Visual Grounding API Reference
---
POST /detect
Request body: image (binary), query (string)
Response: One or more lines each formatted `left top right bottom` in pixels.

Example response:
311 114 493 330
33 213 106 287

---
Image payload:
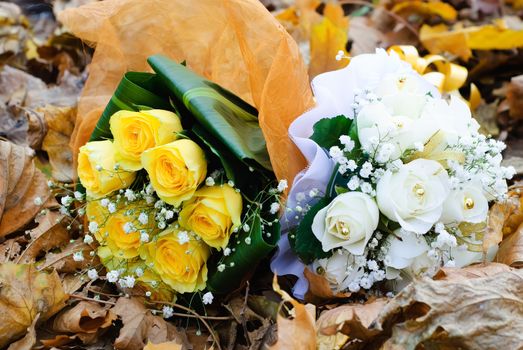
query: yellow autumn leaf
309 2 349 78
392 0 457 21
420 19 523 61
0 263 68 348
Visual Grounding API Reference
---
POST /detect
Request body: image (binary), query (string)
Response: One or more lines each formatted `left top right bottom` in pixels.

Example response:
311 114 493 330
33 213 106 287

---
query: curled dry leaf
0 140 52 237
374 266 523 350
316 298 388 350
303 268 351 303
496 223 523 267
0 263 68 348
41 105 76 182
483 187 521 251
269 276 316 350
52 301 116 344
391 0 457 21
112 297 188 350
16 210 70 263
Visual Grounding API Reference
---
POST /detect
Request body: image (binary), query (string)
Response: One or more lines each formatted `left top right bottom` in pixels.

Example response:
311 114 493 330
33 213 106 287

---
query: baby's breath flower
162 306 174 319
277 179 288 192
87 269 98 280
83 234 94 244
106 270 119 283
72 251 84 262
202 291 214 305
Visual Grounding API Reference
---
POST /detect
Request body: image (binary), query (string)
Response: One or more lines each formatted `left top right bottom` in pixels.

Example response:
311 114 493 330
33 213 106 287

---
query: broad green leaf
147 55 273 172
310 115 352 149
292 197 332 264
206 209 280 293
90 72 171 141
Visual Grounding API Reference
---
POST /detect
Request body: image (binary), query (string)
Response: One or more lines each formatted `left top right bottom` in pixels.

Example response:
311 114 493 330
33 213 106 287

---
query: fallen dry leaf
496 223 523 267
143 341 183 350
39 239 95 273
434 262 513 281
391 0 457 21
0 140 52 237
113 298 188 350
0 66 80 148
316 298 387 350
41 105 76 182
347 16 386 56
374 266 523 350
52 301 116 344
6 314 39 350
0 263 68 348
0 237 23 263
303 268 351 303
269 276 316 350
507 74 523 120
308 2 349 78
16 210 70 263
483 193 520 251
420 18 523 61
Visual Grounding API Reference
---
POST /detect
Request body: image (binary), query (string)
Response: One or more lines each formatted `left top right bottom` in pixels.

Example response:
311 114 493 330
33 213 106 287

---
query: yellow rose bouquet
75 56 283 303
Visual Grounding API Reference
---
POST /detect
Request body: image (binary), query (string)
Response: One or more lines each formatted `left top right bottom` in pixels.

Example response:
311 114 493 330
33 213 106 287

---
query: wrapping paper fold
58 0 314 183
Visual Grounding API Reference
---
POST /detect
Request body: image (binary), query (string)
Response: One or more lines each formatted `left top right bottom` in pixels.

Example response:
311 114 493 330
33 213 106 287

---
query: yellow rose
140 227 210 293
110 109 183 171
96 248 175 301
141 139 207 207
179 185 242 249
78 140 136 198
87 201 154 259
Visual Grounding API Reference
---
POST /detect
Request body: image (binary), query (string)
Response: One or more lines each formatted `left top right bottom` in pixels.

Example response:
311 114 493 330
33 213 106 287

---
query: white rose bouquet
272 50 515 297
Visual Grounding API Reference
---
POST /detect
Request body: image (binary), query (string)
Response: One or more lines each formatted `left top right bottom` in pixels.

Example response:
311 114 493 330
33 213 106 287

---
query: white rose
377 159 450 234
312 250 365 292
383 229 434 280
312 192 379 255
441 182 488 224
357 93 438 158
421 96 480 147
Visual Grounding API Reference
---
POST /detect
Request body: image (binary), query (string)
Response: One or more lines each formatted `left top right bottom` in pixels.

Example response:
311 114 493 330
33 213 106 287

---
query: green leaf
206 209 280 294
90 72 171 141
147 55 273 172
310 115 352 149
292 197 332 264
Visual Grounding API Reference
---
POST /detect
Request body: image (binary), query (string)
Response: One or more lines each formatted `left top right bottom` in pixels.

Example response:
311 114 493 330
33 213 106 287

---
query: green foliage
310 115 352 149
291 196 332 264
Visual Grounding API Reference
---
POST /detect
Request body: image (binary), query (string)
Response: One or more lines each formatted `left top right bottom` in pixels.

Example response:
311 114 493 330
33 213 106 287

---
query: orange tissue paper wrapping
58 0 314 184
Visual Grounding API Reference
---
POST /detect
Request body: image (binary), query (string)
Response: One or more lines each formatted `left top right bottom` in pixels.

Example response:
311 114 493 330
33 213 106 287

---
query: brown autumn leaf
316 298 388 350
483 193 520 251
6 314 39 350
0 66 81 148
507 74 523 120
0 3 29 66
347 16 386 56
269 276 316 350
143 341 183 350
496 222 523 267
433 262 513 281
52 301 116 344
41 105 76 182
0 237 24 263
303 268 351 303
39 239 95 273
0 140 52 237
374 266 523 350
112 297 188 350
0 263 68 348
16 210 70 263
